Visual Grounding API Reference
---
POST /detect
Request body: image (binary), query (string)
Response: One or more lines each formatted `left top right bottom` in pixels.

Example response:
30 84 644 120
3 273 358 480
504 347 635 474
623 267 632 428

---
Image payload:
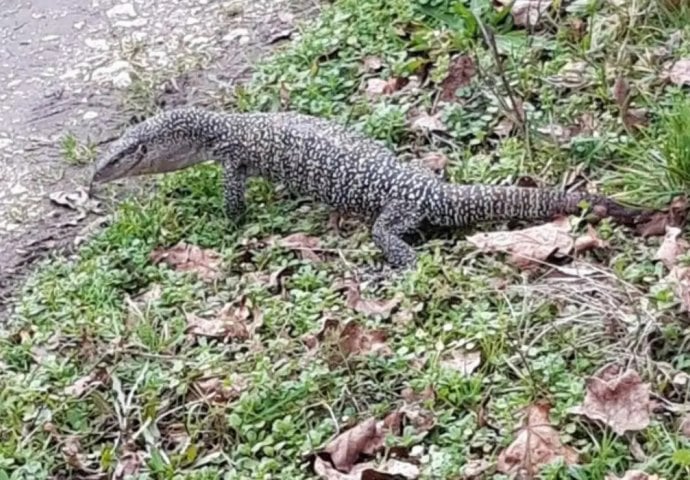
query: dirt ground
0 0 318 317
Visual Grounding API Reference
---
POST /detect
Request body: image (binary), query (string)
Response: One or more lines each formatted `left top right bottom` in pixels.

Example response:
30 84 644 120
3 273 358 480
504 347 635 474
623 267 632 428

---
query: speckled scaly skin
92 107 651 268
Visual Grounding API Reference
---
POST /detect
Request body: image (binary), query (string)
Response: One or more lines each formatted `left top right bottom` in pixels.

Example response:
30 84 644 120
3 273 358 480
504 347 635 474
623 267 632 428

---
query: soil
0 0 319 318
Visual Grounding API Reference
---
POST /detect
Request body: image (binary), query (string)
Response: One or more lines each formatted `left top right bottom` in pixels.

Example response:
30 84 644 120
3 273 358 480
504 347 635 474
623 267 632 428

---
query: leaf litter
150 242 223 281
569 364 651 435
185 296 263 342
497 400 579 476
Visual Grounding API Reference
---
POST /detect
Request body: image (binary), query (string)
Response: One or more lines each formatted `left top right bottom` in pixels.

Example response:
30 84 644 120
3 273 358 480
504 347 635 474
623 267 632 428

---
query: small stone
0 138 12 149
85 38 108 50
73 21 86 30
83 111 99 120
106 3 137 19
114 18 148 28
223 28 249 44
92 60 131 84
41 35 60 42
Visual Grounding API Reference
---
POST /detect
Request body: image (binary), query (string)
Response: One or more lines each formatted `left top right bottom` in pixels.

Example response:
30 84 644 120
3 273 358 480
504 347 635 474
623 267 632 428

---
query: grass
2 0 690 478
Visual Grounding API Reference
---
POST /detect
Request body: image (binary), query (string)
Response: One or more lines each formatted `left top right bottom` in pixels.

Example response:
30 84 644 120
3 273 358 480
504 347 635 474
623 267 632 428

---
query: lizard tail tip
591 196 655 227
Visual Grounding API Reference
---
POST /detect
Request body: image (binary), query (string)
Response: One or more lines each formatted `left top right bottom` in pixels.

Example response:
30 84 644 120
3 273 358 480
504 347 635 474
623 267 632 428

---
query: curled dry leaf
668 58 690 86
49 188 102 214
569 365 651 435
680 414 690 438
612 74 630 109
62 436 86 470
655 226 688 270
497 400 579 476
365 77 403 99
150 242 222 282
322 418 380 472
440 350 481 376
313 457 419 480
574 224 608 253
340 280 401 318
276 232 323 262
466 217 574 268
113 446 144 479
65 368 109 397
496 0 552 27
338 320 393 358
637 196 688 237
439 54 475 101
623 108 649 131
462 459 494 479
410 112 446 133
185 297 262 341
192 374 248 405
605 470 663 480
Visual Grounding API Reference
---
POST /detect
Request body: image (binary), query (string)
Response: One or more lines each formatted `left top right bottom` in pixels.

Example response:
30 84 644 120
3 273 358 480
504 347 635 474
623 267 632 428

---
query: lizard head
90 109 213 186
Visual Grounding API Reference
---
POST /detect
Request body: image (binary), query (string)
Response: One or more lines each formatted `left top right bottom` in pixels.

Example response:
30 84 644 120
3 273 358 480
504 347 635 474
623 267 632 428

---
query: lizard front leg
371 200 422 269
221 160 248 225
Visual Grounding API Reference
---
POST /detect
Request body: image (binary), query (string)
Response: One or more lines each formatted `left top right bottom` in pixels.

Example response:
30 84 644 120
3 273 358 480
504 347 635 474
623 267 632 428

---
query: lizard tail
433 184 653 227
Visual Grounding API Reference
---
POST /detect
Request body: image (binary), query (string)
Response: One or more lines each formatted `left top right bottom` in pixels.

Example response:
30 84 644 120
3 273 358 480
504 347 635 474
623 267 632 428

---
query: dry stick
473 14 534 166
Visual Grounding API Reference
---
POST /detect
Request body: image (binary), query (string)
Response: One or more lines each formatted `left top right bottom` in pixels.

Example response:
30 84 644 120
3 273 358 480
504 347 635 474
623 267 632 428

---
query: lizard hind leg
371 200 423 269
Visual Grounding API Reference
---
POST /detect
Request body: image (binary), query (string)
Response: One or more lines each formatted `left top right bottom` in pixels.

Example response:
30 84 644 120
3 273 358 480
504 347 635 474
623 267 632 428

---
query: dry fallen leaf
680 414 690 438
113 446 144 479
605 470 662 480
150 242 222 282
537 123 578 145
313 457 419 480
496 0 552 27
417 151 449 174
49 188 102 214
185 297 261 341
637 196 688 237
612 74 630 109
497 400 579 476
62 436 87 471
440 350 481 376
570 365 651 435
668 58 690 86
439 54 475 101
466 217 574 268
365 77 402 99
338 320 393 358
64 368 109 397
277 232 323 262
192 374 248 405
662 265 690 312
363 55 383 72
574 224 608 253
623 107 649 131
341 280 401 318
410 112 446 133
655 226 688 270
322 418 379 472
462 459 494 479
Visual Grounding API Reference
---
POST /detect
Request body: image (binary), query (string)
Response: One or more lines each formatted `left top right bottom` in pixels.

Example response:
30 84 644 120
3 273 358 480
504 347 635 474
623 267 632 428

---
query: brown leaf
637 196 688 237
323 418 378 471
339 320 393 358
417 152 449 174
623 108 649 131
150 242 222 282
62 436 86 470
440 350 481 376
668 58 690 86
439 55 475 101
410 112 446 133
497 400 579 476
466 217 574 268
365 78 402 99
64 368 109 397
342 280 401 318
574 224 608 253
605 470 663 480
612 75 630 109
193 374 248 405
277 233 323 262
655 226 688 269
113 446 144 479
570 365 651 435
185 297 261 341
